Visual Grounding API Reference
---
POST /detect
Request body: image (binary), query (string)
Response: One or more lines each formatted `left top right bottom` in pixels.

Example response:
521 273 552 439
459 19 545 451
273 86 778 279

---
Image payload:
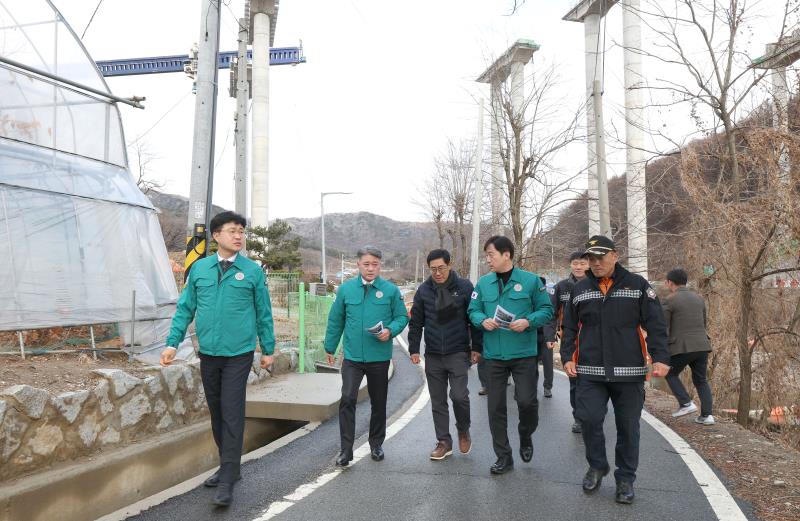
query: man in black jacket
561 236 670 505
409 249 483 460
544 252 588 433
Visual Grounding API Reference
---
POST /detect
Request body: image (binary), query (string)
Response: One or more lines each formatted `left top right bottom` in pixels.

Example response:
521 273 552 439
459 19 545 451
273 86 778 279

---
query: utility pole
469 99 484 284
415 250 420 285
592 80 611 238
233 15 249 220
184 0 222 280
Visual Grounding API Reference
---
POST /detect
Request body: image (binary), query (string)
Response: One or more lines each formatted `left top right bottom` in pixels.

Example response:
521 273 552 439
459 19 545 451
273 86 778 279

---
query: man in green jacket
324 246 409 467
468 235 553 475
161 211 275 507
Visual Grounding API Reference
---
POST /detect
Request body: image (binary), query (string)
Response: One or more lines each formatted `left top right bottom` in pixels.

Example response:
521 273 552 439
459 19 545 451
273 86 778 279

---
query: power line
126 91 192 147
81 0 105 40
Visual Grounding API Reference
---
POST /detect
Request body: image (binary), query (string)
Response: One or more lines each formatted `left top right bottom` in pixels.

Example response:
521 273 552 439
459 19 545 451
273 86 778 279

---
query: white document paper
493 306 515 329
366 321 385 336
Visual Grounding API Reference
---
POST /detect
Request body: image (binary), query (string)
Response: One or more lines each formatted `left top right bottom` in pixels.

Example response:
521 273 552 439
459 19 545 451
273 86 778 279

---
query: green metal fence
293 283 340 373
267 272 300 317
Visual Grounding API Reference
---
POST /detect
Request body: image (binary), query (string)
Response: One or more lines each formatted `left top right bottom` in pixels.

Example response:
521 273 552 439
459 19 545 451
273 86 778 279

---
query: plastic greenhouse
0 0 182 356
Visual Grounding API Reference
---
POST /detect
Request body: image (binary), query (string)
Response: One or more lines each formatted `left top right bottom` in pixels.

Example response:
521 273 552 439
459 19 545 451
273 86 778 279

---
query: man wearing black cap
543 251 589 433
560 235 670 505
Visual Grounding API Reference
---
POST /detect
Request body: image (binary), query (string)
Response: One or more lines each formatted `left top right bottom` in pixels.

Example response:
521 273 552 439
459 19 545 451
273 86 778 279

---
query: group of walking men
160 210 715 509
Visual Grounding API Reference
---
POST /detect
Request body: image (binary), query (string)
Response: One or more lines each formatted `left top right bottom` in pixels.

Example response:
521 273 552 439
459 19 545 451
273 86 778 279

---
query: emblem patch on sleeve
471 291 478 300
646 287 657 300
548 287 555 295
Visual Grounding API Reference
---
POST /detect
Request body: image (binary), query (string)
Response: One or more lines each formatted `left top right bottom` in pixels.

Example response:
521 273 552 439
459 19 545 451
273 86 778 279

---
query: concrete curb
0 417 301 521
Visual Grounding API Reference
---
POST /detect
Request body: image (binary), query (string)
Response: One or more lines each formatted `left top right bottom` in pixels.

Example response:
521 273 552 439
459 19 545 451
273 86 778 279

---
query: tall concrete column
250 0 277 228
584 13 602 237
623 0 648 276
509 61 525 123
491 83 503 235
477 40 540 237
771 66 789 129
772 66 790 184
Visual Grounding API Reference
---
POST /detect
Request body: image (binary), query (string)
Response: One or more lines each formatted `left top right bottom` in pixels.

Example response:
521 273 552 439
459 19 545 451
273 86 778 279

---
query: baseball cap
582 235 616 257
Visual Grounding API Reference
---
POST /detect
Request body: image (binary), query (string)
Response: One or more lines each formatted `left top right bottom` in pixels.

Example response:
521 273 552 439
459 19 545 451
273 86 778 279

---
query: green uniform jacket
468 267 554 360
324 276 409 362
166 254 275 357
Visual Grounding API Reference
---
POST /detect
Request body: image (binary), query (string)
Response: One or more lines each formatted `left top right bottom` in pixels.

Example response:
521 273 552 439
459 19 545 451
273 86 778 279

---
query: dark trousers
666 351 713 417
576 378 644 483
536 346 553 390
569 377 578 419
477 357 488 388
339 358 391 453
425 351 470 444
199 351 253 483
486 356 539 459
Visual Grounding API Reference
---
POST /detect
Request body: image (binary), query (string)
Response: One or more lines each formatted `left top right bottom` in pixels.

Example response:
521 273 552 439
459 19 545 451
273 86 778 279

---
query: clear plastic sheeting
0 184 178 330
0 0 126 165
0 0 178 333
0 139 151 208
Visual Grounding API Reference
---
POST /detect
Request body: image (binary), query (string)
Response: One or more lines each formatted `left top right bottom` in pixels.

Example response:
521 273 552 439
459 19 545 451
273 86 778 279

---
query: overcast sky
54 0 791 222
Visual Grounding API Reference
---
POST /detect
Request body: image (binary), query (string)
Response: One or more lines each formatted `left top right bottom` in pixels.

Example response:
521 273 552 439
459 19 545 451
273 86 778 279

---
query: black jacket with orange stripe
559 263 670 382
543 273 581 343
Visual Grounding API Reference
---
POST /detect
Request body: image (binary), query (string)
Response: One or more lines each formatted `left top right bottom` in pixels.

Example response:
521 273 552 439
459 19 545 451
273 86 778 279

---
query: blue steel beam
95 46 305 77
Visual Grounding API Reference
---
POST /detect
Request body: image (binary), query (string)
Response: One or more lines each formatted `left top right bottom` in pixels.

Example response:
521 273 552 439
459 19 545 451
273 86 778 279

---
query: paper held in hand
493 306 515 329
367 321 385 336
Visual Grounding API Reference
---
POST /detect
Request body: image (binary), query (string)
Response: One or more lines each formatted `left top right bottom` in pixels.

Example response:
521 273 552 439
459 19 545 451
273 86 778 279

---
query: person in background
408 249 483 460
536 276 553 399
662 268 714 425
544 252 589 433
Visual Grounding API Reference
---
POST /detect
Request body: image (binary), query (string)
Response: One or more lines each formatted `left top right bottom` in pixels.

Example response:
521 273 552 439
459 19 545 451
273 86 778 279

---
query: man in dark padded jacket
409 249 483 461
561 236 670 505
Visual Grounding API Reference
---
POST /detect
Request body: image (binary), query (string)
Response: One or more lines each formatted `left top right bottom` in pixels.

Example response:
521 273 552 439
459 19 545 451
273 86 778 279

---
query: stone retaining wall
0 352 295 482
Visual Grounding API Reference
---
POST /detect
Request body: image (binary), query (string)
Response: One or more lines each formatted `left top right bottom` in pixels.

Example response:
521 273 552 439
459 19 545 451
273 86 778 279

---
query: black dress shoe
544 388 552 398
582 466 610 493
335 450 353 466
571 421 582 434
370 447 384 461
490 457 514 475
212 483 233 507
520 437 534 463
204 471 241 487
615 481 635 504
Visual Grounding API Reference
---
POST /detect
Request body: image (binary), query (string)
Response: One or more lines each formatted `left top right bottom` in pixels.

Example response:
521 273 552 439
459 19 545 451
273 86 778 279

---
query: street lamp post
320 191 352 285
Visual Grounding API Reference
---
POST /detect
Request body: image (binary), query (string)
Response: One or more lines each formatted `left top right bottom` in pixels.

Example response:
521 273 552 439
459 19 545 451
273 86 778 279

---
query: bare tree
436 139 475 275
129 140 164 195
623 0 800 426
416 175 448 249
489 62 585 269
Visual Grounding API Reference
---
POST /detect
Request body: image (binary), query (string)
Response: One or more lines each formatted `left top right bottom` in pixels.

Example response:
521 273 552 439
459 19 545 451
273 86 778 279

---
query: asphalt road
126 344 748 521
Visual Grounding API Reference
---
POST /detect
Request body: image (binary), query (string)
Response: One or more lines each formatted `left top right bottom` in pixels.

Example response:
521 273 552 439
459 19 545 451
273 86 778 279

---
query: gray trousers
425 351 471 444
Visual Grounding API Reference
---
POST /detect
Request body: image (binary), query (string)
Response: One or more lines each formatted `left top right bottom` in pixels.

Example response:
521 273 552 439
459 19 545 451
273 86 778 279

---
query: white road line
251 337 428 521
640 411 747 521
554 369 747 521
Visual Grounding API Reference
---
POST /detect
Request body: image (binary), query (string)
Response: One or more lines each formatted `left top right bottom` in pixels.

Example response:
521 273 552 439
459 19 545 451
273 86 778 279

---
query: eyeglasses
219 228 245 236
429 266 449 273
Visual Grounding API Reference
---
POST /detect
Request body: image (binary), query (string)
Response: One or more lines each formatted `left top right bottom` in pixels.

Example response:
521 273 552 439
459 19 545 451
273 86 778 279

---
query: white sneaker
672 401 698 417
694 415 715 425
